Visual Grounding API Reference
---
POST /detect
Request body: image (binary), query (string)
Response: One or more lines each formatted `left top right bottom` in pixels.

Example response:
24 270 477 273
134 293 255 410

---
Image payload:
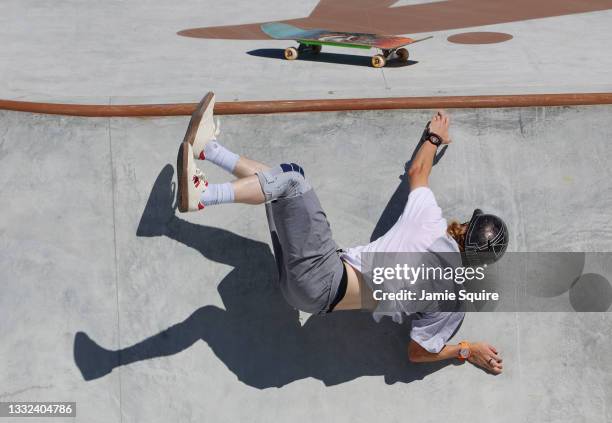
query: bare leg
229 156 270 204
231 175 265 204
232 156 270 179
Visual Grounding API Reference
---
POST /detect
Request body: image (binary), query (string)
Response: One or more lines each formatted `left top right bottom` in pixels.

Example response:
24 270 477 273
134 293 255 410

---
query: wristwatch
458 341 471 360
427 132 443 147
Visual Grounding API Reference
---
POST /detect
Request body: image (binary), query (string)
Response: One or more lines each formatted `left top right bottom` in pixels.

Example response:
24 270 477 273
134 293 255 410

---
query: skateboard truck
373 36 433 67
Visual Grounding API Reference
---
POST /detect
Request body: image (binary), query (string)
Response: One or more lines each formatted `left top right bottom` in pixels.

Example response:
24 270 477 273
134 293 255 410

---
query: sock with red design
199 182 235 208
202 141 239 174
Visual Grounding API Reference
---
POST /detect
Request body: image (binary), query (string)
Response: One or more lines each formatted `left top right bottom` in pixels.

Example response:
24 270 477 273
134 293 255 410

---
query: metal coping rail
1 93 612 117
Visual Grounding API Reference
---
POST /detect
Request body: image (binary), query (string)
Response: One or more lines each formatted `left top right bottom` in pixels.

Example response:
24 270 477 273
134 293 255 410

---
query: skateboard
260 23 432 68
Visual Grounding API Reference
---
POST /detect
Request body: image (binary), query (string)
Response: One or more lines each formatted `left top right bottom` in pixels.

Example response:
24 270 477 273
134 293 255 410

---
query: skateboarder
177 92 508 374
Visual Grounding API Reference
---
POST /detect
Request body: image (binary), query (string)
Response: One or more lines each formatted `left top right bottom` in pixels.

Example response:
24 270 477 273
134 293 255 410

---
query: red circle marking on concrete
447 32 514 44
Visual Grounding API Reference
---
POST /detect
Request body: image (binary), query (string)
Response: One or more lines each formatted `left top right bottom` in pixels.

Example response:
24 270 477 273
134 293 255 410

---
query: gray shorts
257 165 344 314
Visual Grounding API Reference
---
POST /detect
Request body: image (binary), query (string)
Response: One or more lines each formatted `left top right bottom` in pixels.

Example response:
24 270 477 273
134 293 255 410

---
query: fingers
487 344 503 364
487 365 502 374
436 109 449 122
468 343 504 375
431 110 450 127
438 110 447 125
485 356 503 374
487 355 503 366
490 364 503 375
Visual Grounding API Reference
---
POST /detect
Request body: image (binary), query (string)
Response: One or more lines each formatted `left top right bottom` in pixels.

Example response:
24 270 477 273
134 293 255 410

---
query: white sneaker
177 141 208 212
183 92 220 160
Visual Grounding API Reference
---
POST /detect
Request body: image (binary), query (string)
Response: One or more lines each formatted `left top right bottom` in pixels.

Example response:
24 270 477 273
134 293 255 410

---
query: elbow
408 343 425 363
407 164 428 188
408 353 421 363
407 163 421 179
409 352 424 363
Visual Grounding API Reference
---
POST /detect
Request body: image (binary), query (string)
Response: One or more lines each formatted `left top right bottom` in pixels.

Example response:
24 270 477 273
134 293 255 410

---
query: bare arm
408 339 460 362
408 111 451 190
408 340 504 375
406 113 504 374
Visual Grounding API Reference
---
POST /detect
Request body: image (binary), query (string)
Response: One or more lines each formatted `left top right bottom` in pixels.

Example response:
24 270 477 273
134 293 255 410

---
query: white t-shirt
340 187 465 353
341 187 451 271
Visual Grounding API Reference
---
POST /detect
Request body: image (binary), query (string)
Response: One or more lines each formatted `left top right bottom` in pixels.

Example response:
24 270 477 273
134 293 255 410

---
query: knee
280 163 308 193
280 163 306 179
257 162 310 201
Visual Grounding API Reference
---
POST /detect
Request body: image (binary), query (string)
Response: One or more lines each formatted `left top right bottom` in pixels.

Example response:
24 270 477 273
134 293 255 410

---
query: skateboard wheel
284 47 298 60
397 48 409 63
371 54 386 68
312 45 322 54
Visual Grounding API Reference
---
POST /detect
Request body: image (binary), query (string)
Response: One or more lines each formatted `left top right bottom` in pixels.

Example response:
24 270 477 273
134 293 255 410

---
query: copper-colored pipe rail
1 93 612 117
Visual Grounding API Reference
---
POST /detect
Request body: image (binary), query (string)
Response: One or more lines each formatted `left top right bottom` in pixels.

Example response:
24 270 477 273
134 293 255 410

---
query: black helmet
463 209 509 266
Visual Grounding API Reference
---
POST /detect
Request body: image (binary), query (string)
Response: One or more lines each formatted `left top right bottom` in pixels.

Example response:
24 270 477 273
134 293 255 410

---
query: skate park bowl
1 97 612 423
3 0 612 419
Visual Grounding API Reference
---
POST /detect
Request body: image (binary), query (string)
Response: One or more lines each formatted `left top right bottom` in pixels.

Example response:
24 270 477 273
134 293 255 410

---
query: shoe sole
182 92 214 155
177 142 189 213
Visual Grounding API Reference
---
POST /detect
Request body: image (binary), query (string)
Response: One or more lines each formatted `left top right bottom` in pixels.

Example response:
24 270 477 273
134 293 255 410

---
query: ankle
200 182 235 207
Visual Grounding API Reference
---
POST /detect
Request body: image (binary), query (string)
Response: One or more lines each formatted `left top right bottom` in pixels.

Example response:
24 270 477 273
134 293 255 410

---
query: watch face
460 347 470 358
429 135 441 146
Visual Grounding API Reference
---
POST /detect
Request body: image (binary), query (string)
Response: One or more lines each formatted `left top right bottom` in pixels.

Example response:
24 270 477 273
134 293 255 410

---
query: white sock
200 182 235 207
203 141 239 174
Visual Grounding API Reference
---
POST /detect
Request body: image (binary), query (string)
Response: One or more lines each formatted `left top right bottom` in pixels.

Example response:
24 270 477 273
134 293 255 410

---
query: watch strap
427 132 443 146
458 341 471 360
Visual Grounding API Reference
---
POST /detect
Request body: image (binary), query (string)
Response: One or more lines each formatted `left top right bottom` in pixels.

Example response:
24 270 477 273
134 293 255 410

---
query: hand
429 110 451 144
467 342 503 374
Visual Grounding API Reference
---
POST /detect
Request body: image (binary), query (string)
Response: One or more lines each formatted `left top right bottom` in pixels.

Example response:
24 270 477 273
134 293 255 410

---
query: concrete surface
1 106 611 422
1 0 612 103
